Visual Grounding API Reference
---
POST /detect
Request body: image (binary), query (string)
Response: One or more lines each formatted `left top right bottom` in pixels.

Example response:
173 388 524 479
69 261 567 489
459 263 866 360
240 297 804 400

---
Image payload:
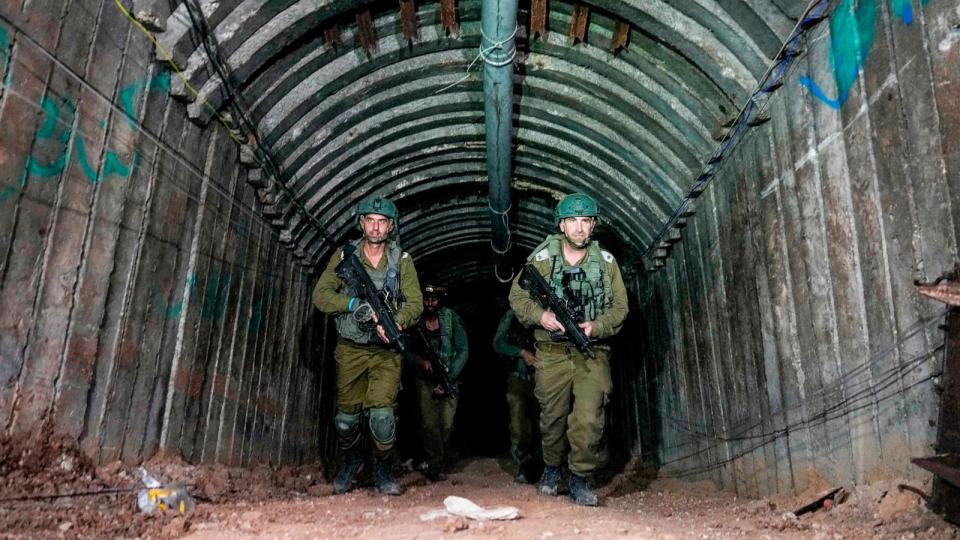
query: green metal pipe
481 0 518 281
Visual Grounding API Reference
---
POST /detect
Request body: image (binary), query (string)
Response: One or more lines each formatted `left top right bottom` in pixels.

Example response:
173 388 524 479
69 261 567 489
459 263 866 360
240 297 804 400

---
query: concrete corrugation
1 0 958 499
644 1 959 495
0 3 320 465
154 0 783 266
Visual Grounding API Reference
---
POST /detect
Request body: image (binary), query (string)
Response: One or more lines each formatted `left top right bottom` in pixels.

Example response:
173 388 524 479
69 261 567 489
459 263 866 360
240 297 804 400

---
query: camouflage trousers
534 342 611 477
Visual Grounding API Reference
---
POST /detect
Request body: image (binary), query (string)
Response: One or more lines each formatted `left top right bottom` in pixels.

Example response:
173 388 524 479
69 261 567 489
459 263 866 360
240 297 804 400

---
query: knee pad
368 407 396 446
334 409 362 448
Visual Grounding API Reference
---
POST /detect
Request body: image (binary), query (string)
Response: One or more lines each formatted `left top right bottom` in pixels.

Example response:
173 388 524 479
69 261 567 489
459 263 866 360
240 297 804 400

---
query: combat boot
374 459 403 496
568 474 599 506
333 448 362 494
537 465 561 496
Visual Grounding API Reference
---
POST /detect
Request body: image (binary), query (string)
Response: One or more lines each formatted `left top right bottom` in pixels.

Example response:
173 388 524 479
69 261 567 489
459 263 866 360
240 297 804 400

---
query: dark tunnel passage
1 0 960 536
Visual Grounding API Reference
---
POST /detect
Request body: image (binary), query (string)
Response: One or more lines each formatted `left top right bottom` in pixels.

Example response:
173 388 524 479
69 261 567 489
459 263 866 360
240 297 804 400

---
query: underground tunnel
1 0 959 537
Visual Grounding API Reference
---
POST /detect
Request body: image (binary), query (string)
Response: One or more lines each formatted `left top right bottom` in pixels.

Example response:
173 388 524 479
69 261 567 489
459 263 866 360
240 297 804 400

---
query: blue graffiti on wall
151 269 231 322
26 96 74 177
119 72 170 129
890 0 928 24
0 96 74 204
0 26 22 204
75 137 142 182
0 26 11 85
247 275 277 332
149 272 199 319
1 73 168 203
21 94 141 184
201 267 232 321
800 0 931 110
150 222 256 322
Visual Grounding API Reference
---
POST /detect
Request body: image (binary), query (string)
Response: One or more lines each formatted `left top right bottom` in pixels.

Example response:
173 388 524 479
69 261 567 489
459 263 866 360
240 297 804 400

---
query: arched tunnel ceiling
156 0 797 282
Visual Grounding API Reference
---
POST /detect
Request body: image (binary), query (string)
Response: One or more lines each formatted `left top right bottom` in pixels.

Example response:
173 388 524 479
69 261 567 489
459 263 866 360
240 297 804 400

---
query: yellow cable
113 0 245 146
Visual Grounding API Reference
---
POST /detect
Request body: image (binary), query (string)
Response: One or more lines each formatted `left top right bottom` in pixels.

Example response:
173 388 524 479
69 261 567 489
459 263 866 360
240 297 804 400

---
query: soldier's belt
535 341 609 355
339 339 391 350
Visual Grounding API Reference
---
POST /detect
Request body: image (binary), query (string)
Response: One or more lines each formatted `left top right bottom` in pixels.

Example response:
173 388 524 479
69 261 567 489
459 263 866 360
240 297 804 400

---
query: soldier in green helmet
313 197 423 496
508 192 629 507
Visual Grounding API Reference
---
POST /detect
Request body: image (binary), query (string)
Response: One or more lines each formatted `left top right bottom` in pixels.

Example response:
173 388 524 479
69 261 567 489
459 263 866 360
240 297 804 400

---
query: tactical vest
528 233 614 322
335 239 404 345
422 307 456 362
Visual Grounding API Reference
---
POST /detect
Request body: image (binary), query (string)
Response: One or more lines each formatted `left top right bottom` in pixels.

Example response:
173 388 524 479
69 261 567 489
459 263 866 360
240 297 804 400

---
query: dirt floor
1 436 958 539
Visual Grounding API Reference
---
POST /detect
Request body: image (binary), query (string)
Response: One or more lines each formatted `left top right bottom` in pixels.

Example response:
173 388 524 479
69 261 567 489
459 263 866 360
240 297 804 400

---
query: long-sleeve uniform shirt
312 244 422 332
506 236 629 477
507 243 629 344
493 310 535 379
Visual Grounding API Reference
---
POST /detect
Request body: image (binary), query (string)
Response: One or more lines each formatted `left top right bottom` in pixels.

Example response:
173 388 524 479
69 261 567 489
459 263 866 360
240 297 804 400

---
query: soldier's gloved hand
352 301 374 322
431 385 446 397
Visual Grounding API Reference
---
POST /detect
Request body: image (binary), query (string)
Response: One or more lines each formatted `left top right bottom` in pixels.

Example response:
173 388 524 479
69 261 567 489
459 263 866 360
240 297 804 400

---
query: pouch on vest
335 240 404 345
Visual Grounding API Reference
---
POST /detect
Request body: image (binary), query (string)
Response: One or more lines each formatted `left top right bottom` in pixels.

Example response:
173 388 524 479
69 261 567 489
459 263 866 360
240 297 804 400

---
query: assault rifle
414 326 458 398
518 264 595 358
335 244 406 352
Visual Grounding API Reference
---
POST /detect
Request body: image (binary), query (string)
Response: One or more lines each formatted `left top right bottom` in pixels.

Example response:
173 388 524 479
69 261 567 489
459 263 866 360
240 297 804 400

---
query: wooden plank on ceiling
324 26 341 50
530 0 548 38
440 0 458 34
611 20 629 52
568 3 588 43
356 10 377 54
399 0 418 42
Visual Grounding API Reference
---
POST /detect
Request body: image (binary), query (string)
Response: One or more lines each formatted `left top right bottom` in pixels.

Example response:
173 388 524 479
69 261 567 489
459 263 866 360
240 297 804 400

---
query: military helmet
356 197 399 220
555 192 599 222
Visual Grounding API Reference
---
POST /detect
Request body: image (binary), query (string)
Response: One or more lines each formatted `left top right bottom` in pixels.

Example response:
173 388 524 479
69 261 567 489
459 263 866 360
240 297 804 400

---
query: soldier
406 284 469 481
313 197 423 496
508 192 628 507
492 308 541 484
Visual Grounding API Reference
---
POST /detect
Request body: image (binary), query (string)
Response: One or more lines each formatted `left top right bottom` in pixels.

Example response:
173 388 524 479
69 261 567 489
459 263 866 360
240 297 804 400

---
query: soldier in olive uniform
508 193 628 507
492 308 541 484
406 284 469 482
313 197 423 496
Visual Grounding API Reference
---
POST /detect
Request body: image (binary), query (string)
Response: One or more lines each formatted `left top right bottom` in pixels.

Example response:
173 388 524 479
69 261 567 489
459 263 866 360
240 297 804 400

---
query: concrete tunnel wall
639 0 960 497
0 4 322 466
0 0 959 501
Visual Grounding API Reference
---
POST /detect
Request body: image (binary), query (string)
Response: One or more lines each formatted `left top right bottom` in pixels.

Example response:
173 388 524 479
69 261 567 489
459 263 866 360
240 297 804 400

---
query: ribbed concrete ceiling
157 0 799 283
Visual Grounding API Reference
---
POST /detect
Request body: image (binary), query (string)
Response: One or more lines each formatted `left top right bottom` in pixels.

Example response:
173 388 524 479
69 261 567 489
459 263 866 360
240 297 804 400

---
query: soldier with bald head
313 197 423 496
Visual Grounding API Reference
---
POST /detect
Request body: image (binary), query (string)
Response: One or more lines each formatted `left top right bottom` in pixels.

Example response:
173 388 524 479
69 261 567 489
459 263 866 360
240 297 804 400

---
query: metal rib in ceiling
158 0 798 281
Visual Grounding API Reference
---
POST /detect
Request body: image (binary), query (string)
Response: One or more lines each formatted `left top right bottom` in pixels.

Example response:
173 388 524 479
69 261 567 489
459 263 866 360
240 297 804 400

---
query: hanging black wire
641 0 833 264
179 0 334 253
648 309 948 478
